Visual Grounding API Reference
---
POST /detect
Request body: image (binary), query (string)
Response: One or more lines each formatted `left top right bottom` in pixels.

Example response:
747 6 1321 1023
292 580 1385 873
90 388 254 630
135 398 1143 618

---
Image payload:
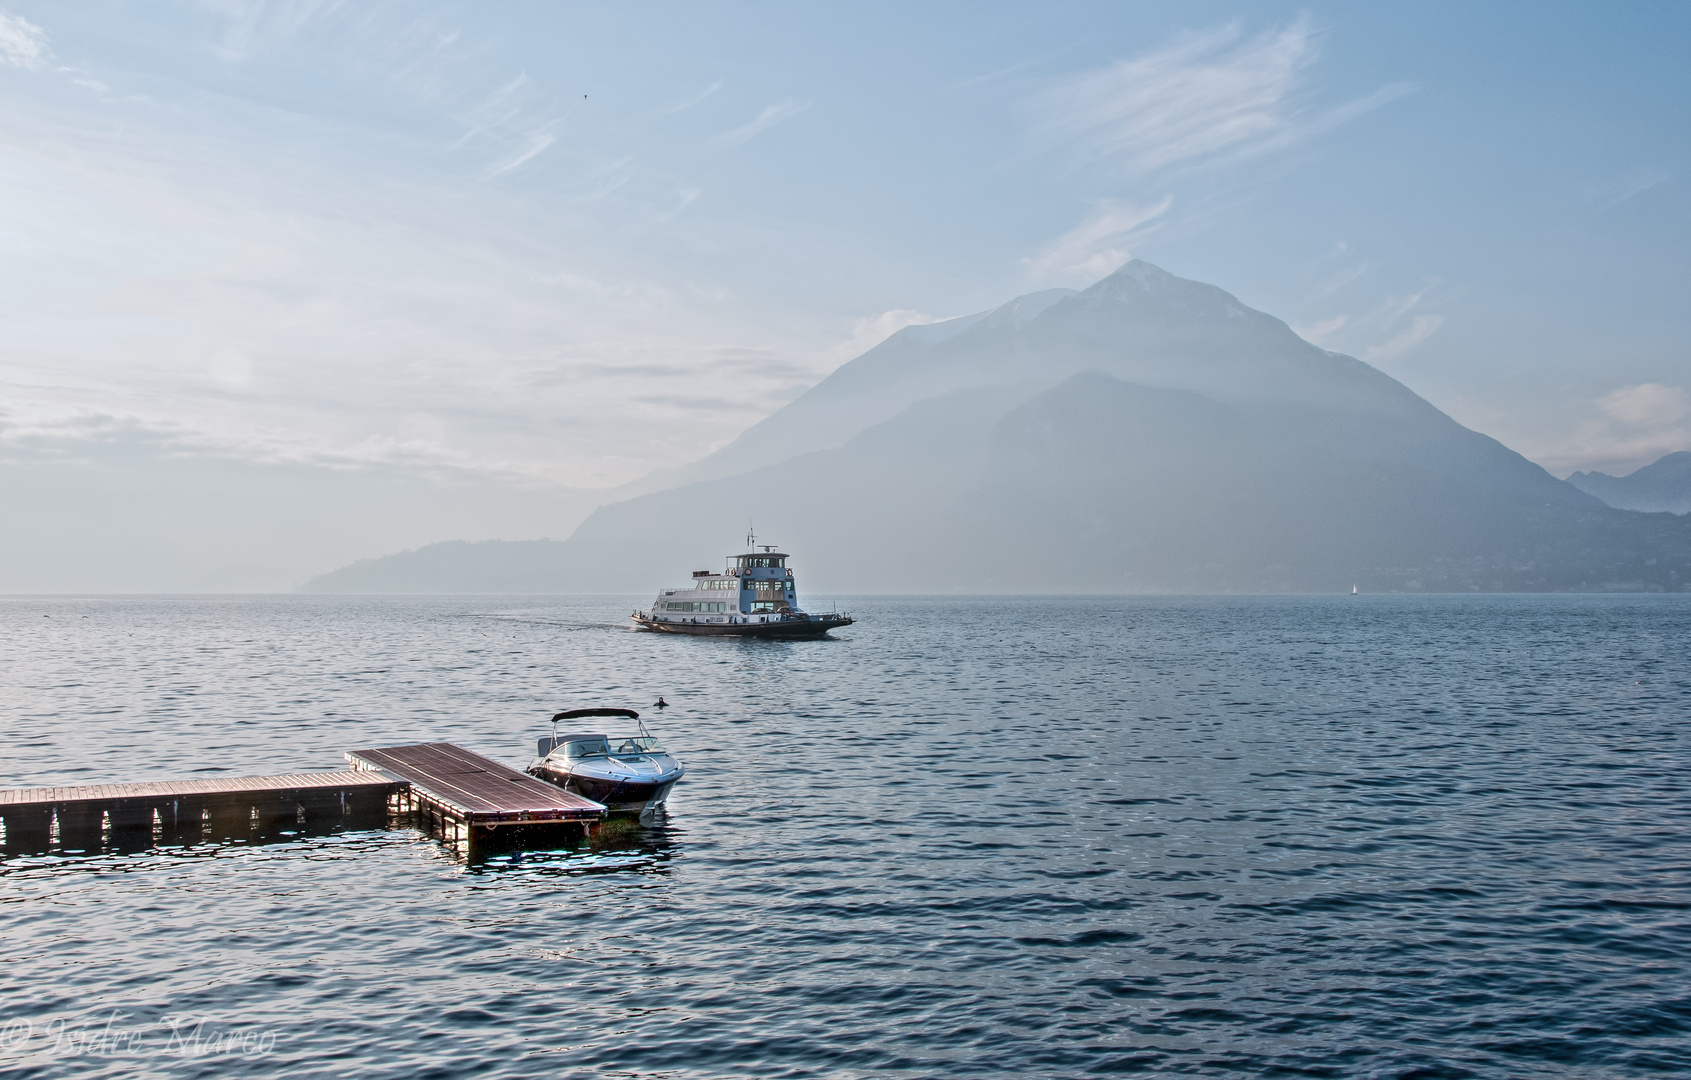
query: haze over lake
2 5 1689 1079
0 2 1686 592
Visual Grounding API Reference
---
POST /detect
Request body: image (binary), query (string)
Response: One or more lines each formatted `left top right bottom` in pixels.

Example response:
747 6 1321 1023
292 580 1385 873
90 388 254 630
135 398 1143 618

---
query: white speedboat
527 708 684 815
631 532 853 639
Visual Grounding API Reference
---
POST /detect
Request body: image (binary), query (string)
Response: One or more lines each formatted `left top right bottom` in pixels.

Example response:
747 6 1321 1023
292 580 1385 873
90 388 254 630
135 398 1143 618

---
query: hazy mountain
302 539 582 594
608 287 1076 500
304 261 1691 594
1568 452 1691 514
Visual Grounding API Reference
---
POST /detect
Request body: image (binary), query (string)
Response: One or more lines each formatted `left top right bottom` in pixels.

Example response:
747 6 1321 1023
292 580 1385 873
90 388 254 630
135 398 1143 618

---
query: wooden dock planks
0 771 400 808
0 743 602 858
345 742 604 826
0 770 406 854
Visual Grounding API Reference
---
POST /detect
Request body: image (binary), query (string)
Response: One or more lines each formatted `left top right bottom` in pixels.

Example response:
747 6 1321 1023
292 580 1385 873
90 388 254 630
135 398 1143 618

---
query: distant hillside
302 539 578 593
1568 451 1691 514
304 261 1691 594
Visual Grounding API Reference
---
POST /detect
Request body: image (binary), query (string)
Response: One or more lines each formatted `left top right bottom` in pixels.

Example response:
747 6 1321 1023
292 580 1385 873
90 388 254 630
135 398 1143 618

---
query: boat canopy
551 707 640 721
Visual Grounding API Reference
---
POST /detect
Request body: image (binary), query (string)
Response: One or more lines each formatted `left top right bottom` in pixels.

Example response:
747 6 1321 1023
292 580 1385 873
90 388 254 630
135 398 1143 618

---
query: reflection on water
1 594 1689 1078
0 818 679 882
1 807 395 858
2 802 680 871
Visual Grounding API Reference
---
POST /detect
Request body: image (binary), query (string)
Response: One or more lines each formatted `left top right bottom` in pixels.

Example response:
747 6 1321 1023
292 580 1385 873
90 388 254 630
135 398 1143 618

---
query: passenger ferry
632 534 853 639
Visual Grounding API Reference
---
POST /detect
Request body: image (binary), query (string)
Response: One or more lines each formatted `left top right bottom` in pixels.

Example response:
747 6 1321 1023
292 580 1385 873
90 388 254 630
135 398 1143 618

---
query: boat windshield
563 739 611 758
612 736 664 755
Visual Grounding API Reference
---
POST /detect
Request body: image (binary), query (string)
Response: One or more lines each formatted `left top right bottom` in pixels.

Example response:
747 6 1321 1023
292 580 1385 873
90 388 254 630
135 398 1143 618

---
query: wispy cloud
482 129 556 178
1312 260 1367 298
952 45 1079 91
656 80 722 117
1362 312 1443 362
1292 314 1348 342
0 11 49 69
1598 383 1690 428
653 186 701 223
1034 19 1410 175
1022 196 1173 283
1557 383 1691 475
715 99 810 147
1581 169 1670 210
1296 278 1445 361
199 0 352 61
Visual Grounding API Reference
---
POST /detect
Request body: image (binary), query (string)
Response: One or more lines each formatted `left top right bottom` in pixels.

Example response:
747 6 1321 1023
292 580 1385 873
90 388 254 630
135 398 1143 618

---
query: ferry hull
632 612 852 639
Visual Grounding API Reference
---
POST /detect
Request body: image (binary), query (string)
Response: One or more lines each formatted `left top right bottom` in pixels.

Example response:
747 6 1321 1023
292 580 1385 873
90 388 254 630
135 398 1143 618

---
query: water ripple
0 594 1687 1077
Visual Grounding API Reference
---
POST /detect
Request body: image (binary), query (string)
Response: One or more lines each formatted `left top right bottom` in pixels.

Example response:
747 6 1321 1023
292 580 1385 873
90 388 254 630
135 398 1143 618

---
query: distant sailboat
1352 585 1358 595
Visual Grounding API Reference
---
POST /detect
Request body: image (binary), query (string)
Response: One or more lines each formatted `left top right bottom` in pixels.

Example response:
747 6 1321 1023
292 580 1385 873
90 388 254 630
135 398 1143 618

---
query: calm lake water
1 594 1688 1078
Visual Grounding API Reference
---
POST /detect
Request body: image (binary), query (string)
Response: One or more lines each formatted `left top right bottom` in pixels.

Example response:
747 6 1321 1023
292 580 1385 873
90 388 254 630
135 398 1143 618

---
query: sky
1 1 1687 589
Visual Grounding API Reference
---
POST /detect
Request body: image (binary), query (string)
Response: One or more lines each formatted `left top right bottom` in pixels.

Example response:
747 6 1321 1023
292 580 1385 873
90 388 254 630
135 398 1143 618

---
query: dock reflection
0 804 680 870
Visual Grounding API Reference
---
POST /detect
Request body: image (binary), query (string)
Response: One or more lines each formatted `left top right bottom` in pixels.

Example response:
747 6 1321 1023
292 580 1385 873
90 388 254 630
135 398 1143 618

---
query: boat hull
528 766 679 815
632 612 852 639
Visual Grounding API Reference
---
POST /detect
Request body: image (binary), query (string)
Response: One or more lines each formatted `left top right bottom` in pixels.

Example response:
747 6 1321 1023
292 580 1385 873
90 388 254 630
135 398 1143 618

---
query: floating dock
0 743 605 858
347 742 604 854
0 771 402 854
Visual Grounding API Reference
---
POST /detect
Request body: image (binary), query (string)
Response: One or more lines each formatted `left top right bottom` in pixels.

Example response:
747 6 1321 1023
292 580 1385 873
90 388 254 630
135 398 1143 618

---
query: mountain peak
1117 258 1176 282
1080 259 1251 322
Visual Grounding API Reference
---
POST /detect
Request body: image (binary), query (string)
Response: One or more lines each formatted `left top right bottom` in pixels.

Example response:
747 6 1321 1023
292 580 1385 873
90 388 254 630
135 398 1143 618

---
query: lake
2 594 1688 1077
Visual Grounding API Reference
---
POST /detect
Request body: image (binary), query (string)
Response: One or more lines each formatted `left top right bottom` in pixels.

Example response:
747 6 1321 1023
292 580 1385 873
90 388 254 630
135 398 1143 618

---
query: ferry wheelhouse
632 538 852 639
